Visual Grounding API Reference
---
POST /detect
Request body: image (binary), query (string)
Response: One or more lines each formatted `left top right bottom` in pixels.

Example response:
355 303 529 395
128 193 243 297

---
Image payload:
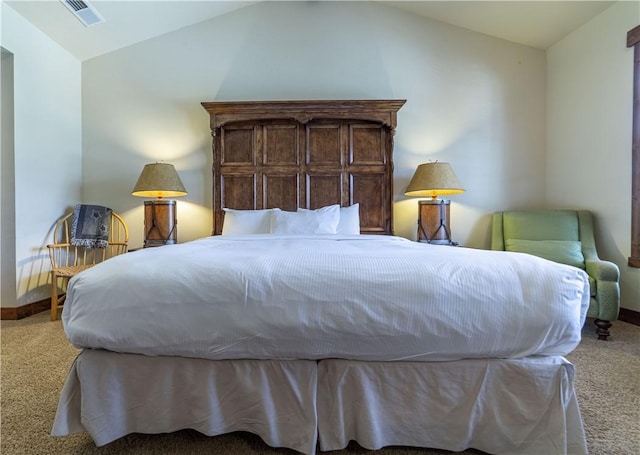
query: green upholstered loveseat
491 210 620 340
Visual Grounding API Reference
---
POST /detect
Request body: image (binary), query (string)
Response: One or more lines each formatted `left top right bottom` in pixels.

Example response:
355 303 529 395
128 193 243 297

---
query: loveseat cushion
505 239 585 270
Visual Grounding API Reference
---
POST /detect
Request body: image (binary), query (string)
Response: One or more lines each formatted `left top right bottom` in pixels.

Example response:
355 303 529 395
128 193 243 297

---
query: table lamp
404 162 465 245
132 162 187 247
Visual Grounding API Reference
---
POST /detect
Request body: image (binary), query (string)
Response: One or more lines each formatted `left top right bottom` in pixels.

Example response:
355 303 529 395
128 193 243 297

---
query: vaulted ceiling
5 1 615 61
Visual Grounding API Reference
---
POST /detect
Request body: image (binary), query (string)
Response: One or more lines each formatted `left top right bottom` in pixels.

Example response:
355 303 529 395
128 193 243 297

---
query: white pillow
221 208 280 235
299 204 361 235
337 203 360 235
271 204 340 235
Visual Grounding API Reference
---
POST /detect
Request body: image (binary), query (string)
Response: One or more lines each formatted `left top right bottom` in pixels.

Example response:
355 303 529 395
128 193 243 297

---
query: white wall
547 1 640 312
0 3 82 307
82 1 546 250
5 0 636 313
1 46 16 308
0 2 640 311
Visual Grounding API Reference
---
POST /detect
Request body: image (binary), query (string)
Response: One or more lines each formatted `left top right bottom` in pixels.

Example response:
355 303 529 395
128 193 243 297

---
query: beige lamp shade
404 162 465 199
131 163 187 199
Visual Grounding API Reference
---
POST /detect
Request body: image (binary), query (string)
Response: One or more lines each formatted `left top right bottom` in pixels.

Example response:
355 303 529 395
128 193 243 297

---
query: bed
52 100 589 454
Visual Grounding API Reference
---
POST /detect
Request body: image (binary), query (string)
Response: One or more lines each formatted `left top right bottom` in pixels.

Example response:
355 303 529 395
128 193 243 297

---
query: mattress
61 235 590 361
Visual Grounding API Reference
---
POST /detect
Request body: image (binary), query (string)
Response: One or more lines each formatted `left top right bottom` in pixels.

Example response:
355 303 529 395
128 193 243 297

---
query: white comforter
62 235 589 361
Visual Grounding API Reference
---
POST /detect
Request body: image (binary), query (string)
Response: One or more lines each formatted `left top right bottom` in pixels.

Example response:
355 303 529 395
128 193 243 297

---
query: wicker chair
47 210 128 321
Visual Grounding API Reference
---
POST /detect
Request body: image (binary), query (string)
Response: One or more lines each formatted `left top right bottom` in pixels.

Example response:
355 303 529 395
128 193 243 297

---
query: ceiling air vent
60 0 105 27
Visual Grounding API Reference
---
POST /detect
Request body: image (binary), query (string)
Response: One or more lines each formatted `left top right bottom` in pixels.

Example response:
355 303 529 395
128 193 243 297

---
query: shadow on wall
215 2 393 101
16 254 50 306
13 209 72 307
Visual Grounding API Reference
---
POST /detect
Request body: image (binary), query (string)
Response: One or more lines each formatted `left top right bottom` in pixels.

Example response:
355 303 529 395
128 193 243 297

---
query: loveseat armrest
585 259 619 282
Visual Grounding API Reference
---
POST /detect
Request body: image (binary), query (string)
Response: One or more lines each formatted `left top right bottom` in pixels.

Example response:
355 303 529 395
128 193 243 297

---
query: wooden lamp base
143 200 177 247
417 199 455 245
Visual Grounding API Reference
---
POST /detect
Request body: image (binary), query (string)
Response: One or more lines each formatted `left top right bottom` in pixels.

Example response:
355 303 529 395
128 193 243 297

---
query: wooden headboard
201 100 406 236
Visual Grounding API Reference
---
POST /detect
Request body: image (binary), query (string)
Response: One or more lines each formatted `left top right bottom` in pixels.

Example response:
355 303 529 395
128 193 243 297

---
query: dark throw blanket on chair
71 204 112 249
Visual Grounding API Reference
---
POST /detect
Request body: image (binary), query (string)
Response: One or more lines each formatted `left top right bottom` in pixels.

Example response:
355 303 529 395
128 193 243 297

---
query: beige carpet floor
1 313 638 454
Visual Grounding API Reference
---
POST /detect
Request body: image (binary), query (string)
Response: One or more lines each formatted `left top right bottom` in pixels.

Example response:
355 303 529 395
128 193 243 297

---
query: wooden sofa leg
594 319 611 341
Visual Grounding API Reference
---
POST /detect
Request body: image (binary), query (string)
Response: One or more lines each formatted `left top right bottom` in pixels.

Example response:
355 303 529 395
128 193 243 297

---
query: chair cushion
505 239 585 269
502 210 580 241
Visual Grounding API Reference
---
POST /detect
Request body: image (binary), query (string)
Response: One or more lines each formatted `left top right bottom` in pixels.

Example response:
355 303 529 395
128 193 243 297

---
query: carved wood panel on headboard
201 100 406 236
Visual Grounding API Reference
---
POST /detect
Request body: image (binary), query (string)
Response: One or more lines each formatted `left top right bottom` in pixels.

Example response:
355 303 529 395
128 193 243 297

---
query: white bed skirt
52 351 318 454
317 358 587 455
52 350 587 455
